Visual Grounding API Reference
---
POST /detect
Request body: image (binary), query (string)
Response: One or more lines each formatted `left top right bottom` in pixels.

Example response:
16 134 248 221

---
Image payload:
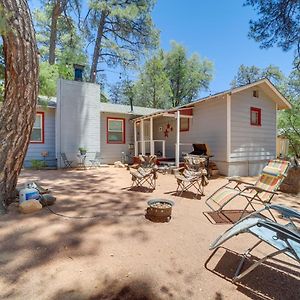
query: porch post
175 110 180 167
134 121 138 156
226 94 231 162
141 119 145 155
150 117 154 155
162 141 165 158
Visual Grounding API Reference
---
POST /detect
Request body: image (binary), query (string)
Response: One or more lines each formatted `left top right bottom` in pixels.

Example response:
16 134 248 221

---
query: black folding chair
89 152 101 168
61 153 73 168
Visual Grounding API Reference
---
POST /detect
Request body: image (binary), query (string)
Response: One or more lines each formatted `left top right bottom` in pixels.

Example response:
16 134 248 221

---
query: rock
114 161 125 168
19 200 42 214
39 194 56 206
280 167 300 194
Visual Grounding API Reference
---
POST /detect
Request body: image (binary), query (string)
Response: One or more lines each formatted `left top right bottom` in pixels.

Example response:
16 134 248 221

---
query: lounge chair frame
205 159 290 221
207 205 300 282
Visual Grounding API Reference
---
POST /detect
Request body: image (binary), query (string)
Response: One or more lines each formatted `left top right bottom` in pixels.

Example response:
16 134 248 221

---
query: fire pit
145 199 174 223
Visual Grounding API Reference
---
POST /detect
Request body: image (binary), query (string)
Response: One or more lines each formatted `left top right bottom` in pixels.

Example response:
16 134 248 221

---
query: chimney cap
73 64 85 81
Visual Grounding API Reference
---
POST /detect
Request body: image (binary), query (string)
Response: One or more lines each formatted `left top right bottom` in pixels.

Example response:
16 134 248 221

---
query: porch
133 108 195 166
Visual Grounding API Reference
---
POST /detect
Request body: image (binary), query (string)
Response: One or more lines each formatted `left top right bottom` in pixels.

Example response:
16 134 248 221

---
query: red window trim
30 111 45 144
107 117 126 144
250 107 261 126
180 118 190 132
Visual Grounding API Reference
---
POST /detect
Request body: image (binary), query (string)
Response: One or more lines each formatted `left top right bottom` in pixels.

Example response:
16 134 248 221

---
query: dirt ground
0 167 299 300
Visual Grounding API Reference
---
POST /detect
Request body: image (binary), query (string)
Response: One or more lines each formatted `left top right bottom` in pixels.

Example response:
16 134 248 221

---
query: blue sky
152 0 294 96
29 0 295 97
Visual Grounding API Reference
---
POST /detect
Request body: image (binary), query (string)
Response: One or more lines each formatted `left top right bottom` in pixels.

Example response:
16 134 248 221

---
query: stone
39 194 56 206
280 167 300 194
114 161 125 168
19 200 42 214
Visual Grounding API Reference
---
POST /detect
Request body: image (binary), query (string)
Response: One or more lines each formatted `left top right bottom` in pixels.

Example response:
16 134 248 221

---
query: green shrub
31 160 47 169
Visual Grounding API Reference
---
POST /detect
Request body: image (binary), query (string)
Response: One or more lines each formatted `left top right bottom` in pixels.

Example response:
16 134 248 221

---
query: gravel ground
0 167 299 300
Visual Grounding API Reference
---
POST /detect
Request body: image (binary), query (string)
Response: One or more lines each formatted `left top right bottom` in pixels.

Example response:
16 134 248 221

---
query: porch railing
135 140 165 157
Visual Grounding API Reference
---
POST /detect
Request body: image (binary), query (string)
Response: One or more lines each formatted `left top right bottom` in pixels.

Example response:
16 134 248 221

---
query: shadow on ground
52 278 162 300
205 247 300 300
0 169 149 288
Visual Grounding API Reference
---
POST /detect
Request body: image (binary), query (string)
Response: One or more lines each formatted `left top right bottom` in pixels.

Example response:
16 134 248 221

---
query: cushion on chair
268 159 290 174
210 188 240 206
262 166 281 177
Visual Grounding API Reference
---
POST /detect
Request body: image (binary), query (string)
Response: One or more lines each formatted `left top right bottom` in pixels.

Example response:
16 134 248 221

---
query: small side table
77 154 86 169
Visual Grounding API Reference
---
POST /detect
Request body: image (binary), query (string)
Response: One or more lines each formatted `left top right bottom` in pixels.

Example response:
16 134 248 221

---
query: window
253 90 259 98
250 107 261 126
30 112 44 143
107 117 125 144
180 118 189 131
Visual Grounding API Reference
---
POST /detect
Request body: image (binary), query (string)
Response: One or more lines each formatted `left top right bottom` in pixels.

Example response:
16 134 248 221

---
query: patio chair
61 152 73 168
205 159 290 220
184 155 208 180
132 155 157 169
130 166 158 190
174 157 208 198
207 204 300 282
89 152 101 168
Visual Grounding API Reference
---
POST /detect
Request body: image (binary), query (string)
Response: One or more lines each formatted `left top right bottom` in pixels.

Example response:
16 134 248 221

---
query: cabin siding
24 108 56 167
153 98 228 173
56 79 101 167
183 99 228 162
100 112 135 164
229 88 276 175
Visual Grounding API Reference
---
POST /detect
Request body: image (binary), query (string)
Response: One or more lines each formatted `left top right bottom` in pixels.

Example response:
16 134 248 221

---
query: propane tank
19 184 40 204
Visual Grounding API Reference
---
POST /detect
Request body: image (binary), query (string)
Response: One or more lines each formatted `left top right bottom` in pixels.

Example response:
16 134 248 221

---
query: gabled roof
100 102 161 116
178 78 291 110
133 78 292 121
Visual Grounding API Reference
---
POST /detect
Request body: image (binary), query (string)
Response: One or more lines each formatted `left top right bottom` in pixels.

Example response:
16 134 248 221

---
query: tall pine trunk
89 11 108 83
49 0 67 65
0 0 39 214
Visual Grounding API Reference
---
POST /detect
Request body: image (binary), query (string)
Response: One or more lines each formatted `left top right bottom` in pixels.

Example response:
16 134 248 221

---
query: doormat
203 210 252 224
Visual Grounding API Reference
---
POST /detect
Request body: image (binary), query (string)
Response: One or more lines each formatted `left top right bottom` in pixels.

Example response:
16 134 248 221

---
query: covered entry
133 108 194 166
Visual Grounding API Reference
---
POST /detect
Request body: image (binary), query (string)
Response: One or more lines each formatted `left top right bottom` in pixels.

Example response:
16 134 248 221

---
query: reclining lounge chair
205 159 290 221
207 204 300 282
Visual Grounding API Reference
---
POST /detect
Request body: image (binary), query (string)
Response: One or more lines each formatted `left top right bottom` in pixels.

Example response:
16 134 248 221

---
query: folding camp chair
132 155 157 169
61 153 73 168
174 165 208 198
184 155 208 179
130 166 158 190
205 159 290 220
89 152 101 168
208 204 300 282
